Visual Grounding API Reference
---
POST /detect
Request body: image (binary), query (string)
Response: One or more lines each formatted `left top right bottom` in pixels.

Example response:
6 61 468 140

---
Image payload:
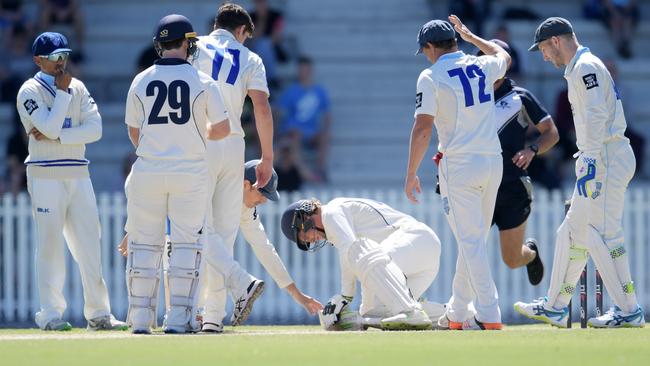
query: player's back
126 59 215 173
193 29 269 136
424 51 506 156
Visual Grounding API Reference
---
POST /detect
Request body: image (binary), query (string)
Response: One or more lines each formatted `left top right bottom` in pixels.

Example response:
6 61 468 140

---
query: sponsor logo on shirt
415 92 422 108
23 99 38 115
62 117 72 128
497 100 510 109
582 73 598 90
36 207 50 214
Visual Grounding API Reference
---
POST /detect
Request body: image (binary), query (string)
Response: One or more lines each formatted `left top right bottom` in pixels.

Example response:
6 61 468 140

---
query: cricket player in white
124 14 230 334
281 198 443 330
118 161 323 332
191 3 275 332
515 17 645 328
16 32 126 332
405 15 510 330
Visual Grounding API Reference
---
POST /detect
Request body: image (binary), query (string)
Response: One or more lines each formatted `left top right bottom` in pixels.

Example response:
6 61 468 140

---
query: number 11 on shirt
206 44 240 85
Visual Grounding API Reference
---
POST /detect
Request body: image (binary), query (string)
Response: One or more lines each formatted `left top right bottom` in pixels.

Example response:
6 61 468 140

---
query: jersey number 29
146 80 190 125
447 65 491 107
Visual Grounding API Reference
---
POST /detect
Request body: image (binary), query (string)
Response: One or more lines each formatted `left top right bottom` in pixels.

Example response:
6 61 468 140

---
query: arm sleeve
481 54 508 84
520 89 551 125
16 85 71 139
414 70 437 118
339 250 356 298
59 83 102 144
125 80 145 128
246 58 270 95
576 62 608 155
240 209 294 288
206 81 229 123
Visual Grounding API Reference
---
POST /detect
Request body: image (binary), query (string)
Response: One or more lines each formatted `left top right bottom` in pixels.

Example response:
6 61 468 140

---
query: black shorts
492 176 533 231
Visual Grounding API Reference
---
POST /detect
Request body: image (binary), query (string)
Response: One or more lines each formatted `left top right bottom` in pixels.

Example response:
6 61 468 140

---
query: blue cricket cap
416 19 456 55
244 160 280 201
32 32 71 56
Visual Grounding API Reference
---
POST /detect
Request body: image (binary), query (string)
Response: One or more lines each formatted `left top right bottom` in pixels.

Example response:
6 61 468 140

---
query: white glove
320 294 352 330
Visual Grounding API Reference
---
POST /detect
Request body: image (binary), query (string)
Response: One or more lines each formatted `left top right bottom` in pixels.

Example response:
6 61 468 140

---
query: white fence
1 188 649 326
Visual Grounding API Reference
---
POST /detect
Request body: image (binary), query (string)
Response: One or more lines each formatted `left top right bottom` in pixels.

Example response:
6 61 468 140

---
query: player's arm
576 62 608 156
205 81 230 140
16 84 71 141
124 79 145 148
448 14 511 70
513 91 560 169
405 71 436 203
58 83 102 145
248 89 274 187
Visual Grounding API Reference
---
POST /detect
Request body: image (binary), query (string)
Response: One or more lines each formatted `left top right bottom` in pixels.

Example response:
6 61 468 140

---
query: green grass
1 324 649 366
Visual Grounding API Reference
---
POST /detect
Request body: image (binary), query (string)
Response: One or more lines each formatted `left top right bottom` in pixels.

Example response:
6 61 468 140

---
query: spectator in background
448 0 492 38
5 111 28 195
0 0 30 45
275 141 320 192
583 0 639 59
277 56 331 181
1 24 36 102
249 0 286 89
493 24 521 79
39 0 84 61
135 44 158 73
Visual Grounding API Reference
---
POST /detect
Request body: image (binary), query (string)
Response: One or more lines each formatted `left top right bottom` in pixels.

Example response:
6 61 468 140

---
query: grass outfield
1 324 649 366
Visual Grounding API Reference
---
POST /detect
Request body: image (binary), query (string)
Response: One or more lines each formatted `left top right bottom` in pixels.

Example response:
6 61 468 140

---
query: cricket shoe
525 239 544 286
201 322 224 333
87 315 128 331
130 308 155 335
462 317 502 330
514 297 569 328
231 279 265 326
588 306 645 328
381 309 432 331
436 314 462 330
43 318 72 331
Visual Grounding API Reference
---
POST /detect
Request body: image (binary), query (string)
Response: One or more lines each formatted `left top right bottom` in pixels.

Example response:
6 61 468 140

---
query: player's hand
117 234 128 257
448 14 475 43
299 295 324 315
254 157 273 189
55 71 72 91
512 148 535 170
404 174 422 204
29 127 53 141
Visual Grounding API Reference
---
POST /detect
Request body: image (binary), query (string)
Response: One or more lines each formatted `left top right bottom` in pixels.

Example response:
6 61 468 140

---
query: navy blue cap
244 160 279 201
32 32 71 56
154 14 198 43
529 17 573 51
416 20 456 55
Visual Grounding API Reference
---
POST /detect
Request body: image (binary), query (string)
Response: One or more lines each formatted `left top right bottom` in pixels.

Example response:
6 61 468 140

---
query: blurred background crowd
1 0 649 195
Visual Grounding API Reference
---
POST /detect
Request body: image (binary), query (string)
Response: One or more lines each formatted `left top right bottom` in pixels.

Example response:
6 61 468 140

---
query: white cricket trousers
201 135 245 325
27 176 111 328
439 153 503 324
359 222 441 317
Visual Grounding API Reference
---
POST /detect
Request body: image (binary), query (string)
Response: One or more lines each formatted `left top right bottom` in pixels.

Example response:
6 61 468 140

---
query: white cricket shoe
231 279 265 326
87 315 128 331
201 322 224 333
588 306 645 328
380 309 432 331
514 297 569 328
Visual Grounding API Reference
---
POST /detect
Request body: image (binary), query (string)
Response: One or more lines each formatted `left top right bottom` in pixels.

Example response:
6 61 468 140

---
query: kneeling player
281 198 444 330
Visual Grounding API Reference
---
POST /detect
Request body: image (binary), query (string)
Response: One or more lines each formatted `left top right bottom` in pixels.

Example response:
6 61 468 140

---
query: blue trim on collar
34 72 57 97
565 46 590 75
437 51 465 63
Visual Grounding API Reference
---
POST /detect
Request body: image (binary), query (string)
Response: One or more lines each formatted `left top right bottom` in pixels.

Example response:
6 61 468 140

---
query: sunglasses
38 52 70 62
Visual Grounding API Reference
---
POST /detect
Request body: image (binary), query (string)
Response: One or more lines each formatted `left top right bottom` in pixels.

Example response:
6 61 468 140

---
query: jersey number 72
447 65 491 107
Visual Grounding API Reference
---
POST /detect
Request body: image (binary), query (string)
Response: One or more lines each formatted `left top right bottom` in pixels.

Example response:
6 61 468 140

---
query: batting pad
165 242 202 330
546 220 588 308
127 242 163 328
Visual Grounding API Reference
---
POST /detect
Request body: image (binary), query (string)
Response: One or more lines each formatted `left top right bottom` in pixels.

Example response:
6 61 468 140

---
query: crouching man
280 198 444 330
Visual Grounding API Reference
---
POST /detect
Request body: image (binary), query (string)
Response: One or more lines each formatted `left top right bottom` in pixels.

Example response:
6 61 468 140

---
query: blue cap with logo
32 32 71 56
416 19 456 55
244 160 280 201
154 14 198 43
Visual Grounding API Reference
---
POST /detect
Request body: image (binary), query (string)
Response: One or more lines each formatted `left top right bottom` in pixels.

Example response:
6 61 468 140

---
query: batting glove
576 157 596 198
